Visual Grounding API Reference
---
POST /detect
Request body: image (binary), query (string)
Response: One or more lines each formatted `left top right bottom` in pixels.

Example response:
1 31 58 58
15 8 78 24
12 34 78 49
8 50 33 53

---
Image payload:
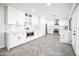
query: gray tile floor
0 34 75 56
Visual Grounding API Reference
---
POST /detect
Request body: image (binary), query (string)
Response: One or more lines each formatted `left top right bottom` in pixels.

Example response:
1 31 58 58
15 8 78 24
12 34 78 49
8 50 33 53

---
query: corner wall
0 4 5 49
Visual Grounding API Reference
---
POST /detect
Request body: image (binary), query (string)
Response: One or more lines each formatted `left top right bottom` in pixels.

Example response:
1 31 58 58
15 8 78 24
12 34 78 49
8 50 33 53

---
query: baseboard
47 33 53 35
0 45 5 49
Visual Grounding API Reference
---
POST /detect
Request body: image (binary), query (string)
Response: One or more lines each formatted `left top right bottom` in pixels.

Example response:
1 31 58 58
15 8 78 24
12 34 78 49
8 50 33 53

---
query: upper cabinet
6 6 25 25
32 16 40 26
17 9 25 25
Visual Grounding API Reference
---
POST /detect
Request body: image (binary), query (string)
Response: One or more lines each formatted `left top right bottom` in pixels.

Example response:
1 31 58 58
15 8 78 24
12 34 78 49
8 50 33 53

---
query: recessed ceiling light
46 3 51 6
53 13 57 16
25 8 29 12
44 16 47 18
31 9 36 12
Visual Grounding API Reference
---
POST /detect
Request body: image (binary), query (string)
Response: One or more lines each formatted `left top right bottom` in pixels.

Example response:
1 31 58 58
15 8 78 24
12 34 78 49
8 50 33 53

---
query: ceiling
5 3 73 21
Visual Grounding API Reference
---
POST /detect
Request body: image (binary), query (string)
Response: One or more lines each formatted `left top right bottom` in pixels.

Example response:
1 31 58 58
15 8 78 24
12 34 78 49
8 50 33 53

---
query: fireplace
53 29 59 33
27 32 34 37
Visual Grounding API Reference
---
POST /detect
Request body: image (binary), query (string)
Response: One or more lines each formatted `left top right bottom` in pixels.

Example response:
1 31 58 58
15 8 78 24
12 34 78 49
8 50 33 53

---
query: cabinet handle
73 33 75 35
18 37 21 39
73 30 76 35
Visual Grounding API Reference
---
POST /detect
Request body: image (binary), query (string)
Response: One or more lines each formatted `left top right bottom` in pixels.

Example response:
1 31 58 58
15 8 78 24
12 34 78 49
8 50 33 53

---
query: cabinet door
9 32 26 49
7 6 25 25
17 32 26 44
7 7 18 24
47 26 53 34
9 33 19 48
40 25 45 36
17 10 25 25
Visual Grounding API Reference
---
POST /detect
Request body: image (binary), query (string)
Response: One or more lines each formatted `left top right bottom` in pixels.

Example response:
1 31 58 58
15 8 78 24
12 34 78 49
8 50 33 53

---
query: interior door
76 7 79 55
77 13 79 56
72 10 77 55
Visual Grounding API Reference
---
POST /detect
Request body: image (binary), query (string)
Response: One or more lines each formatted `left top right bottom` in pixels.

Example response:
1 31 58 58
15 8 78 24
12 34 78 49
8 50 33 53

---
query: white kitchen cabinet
47 26 53 34
6 25 46 50
6 6 18 24
32 16 40 26
40 26 45 36
6 6 25 25
60 30 72 45
6 32 26 50
17 10 25 25
6 6 46 50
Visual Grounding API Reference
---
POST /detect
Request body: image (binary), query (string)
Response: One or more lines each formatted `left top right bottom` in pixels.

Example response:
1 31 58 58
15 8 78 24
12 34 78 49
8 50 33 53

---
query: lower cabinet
60 30 72 45
6 27 45 50
7 32 45 50
7 32 26 50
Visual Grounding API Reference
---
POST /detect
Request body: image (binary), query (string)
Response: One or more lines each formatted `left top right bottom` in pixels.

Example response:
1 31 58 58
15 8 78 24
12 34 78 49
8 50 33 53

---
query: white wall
0 4 5 49
59 19 69 26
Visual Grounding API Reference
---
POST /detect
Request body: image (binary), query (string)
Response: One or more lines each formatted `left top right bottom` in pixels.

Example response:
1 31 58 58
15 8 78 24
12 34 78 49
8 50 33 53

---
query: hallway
0 34 75 56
